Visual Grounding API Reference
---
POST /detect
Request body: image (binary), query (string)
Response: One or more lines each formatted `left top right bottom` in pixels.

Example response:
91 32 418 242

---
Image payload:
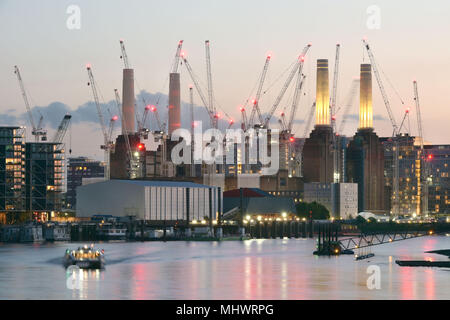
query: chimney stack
315 59 330 126
359 64 373 129
122 69 135 134
168 73 181 135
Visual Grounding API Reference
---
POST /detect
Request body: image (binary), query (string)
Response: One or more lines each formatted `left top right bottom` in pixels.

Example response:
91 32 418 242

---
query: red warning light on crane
427 154 433 160
111 115 119 121
137 143 144 150
150 105 157 112
289 137 295 143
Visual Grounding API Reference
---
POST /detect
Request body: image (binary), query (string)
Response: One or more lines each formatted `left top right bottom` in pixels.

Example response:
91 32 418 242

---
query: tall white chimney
122 68 135 134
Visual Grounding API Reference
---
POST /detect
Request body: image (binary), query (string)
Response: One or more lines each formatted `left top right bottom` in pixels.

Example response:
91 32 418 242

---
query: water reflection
0 237 448 299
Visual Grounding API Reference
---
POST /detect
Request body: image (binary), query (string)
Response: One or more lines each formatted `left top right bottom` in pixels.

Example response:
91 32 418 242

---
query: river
0 236 449 299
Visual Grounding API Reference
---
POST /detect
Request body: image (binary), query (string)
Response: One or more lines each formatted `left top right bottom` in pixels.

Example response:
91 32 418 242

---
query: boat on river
63 245 105 269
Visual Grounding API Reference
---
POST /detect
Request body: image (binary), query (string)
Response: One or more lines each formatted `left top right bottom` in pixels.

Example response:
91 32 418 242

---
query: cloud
0 90 230 131
0 90 313 132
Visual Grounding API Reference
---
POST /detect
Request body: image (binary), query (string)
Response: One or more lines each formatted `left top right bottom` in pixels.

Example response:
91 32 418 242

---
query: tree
296 201 330 220
355 215 367 225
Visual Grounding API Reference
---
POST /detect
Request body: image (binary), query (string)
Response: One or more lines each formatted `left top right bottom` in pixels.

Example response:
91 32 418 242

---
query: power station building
76 180 222 222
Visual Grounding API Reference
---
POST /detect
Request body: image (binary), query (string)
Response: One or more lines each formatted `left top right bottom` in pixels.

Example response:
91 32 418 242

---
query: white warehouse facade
76 180 221 221
304 182 358 219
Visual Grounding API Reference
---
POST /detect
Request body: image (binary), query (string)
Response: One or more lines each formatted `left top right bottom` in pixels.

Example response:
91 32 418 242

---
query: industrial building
222 188 297 219
77 180 222 222
303 182 358 219
346 64 385 214
66 157 105 209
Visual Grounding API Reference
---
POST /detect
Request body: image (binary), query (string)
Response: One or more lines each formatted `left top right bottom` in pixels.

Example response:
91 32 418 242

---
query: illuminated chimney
359 64 373 129
122 69 135 134
168 73 181 135
315 59 330 126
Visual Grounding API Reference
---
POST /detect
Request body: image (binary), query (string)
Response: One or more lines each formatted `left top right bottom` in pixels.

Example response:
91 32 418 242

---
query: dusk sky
1 0 449 160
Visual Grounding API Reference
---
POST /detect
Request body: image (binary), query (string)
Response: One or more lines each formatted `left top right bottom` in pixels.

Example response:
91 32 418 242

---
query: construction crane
119 39 152 138
115 88 141 179
337 79 359 134
239 106 249 131
86 64 117 180
119 39 130 69
279 112 288 131
182 56 215 128
363 39 400 215
263 43 311 128
330 44 340 132
286 74 306 133
294 102 316 176
413 80 429 215
52 114 72 144
363 39 398 134
331 44 341 182
189 85 196 177
249 54 271 127
205 40 218 129
171 40 184 73
13 65 47 142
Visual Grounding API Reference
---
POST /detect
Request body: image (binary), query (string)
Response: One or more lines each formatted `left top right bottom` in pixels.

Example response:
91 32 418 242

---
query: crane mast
413 80 428 215
263 43 311 128
189 86 196 177
249 55 271 127
330 44 340 131
205 40 218 128
14 65 47 142
331 44 341 182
